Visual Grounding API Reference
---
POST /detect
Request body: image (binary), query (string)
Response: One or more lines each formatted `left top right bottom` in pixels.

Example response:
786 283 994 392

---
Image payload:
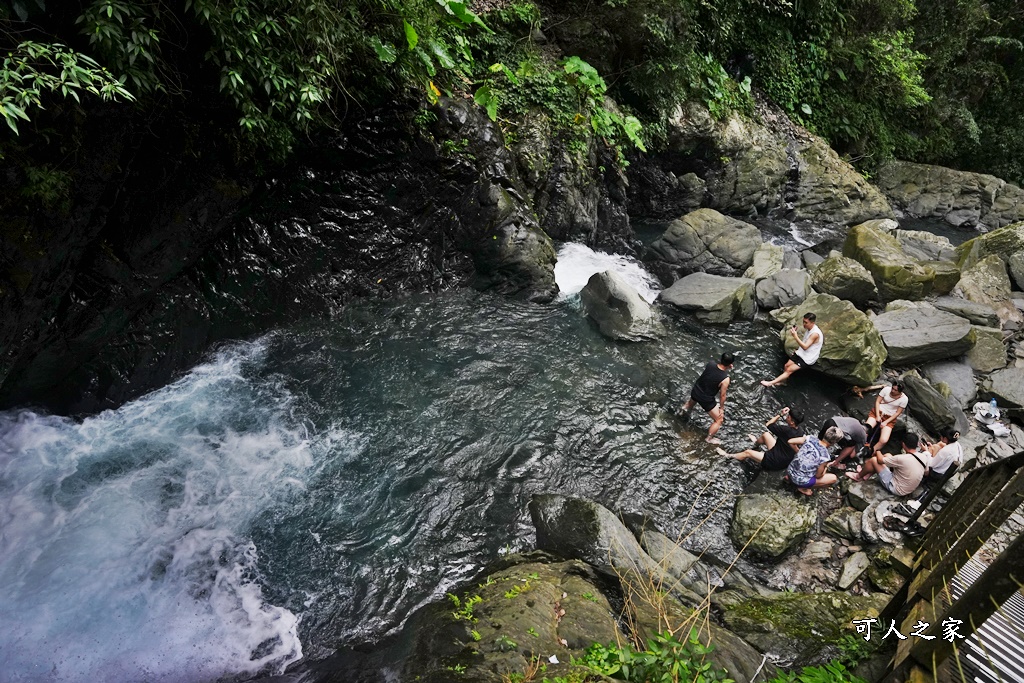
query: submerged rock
659 273 755 324
810 254 878 307
871 308 974 365
771 292 887 385
730 491 816 558
580 270 661 341
645 208 761 284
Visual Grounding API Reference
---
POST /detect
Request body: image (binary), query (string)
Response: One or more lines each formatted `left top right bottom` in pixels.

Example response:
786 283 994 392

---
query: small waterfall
553 242 661 303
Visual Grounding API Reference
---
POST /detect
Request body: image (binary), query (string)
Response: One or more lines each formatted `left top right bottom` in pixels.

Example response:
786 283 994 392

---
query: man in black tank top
679 352 734 445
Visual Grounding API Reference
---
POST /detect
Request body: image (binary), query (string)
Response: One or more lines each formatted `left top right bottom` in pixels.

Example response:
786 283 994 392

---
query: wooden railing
877 449 1024 682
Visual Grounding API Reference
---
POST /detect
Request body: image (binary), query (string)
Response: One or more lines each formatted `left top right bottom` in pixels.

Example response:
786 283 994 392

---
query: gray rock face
872 308 974 365
932 296 1000 327
580 270 661 341
894 229 957 262
810 254 878 307
659 273 755 324
875 161 1024 230
838 552 871 590
922 360 977 408
955 254 1023 327
743 242 785 280
755 269 812 310
902 372 970 436
645 208 761 284
730 492 816 557
967 325 1008 373
984 368 1024 409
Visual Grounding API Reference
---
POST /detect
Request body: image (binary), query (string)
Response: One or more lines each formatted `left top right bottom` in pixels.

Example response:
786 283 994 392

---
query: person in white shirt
866 381 908 454
925 427 962 480
761 313 823 387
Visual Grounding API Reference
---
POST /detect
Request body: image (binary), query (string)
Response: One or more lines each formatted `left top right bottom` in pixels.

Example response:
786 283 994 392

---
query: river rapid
0 243 870 682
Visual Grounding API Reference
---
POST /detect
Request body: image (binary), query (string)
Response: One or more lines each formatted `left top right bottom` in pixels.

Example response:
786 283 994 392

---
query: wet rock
659 273 755 324
580 271 661 341
721 592 889 667
743 242 785 280
872 308 973 365
967 325 1008 373
984 368 1024 410
921 360 977 408
843 221 945 302
730 492 816 558
824 507 863 541
954 254 1023 327
932 296 1000 327
770 292 887 385
847 481 894 511
956 220 1024 268
893 229 957 262
902 372 971 436
644 208 761 284
755 269 813 310
876 161 1024 229
810 254 878 307
838 551 870 589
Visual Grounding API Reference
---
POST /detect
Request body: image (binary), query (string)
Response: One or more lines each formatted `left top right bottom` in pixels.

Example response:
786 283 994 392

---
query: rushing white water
553 242 662 303
0 341 309 683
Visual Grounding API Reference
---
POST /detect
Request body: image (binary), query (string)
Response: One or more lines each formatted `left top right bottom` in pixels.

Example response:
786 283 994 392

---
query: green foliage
835 634 875 669
0 41 134 135
494 634 518 651
581 592 599 602
447 591 483 622
573 630 735 683
766 661 866 683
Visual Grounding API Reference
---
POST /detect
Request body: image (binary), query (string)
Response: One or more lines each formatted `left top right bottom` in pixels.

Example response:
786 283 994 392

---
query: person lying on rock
818 416 868 470
784 425 842 496
865 381 908 455
760 312 823 387
846 432 926 496
678 352 734 445
716 406 805 469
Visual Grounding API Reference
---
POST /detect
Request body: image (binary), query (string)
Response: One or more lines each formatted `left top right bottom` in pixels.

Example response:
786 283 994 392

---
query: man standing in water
679 352 734 445
761 313 823 387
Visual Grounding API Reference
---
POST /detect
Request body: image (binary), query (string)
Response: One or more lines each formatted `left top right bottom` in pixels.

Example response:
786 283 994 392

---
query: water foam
554 242 661 303
0 341 307 682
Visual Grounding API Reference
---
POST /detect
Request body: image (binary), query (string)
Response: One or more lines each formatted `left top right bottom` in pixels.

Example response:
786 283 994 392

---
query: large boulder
580 270 661 341
743 242 785 280
956 220 1024 269
659 273 755 324
932 296 1000 327
875 161 1024 230
843 221 943 302
871 308 974 365
789 136 896 225
722 592 889 668
902 372 970 436
810 254 878 307
770 292 887 385
893 229 957 262
984 368 1024 410
755 269 812 310
730 492 816 558
954 254 1023 326
922 360 977 408
967 325 1008 373
644 208 761 284
923 260 961 295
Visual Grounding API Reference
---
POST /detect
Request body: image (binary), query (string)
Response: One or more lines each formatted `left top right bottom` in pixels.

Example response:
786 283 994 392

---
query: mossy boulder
956 220 1024 269
644 208 761 284
810 254 878 307
967 325 1008 373
659 273 755 324
730 492 816 558
922 260 961 295
902 371 970 436
954 254 1023 326
771 292 887 385
722 592 889 667
843 221 941 302
743 242 785 280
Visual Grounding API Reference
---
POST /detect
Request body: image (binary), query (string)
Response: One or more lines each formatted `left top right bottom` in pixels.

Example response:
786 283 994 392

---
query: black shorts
690 390 717 413
789 353 811 369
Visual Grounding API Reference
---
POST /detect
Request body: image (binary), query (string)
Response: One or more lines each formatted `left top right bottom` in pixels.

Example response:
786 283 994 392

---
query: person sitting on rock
784 425 842 496
679 352 734 445
846 432 927 496
922 427 963 489
865 381 908 455
819 416 868 470
716 406 805 470
760 313 823 387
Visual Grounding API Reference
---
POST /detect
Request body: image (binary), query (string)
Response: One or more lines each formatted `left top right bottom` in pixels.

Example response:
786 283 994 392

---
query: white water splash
554 242 661 303
0 341 307 683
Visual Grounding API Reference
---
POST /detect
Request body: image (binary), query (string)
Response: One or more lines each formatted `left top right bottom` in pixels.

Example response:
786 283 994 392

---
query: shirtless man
679 352 734 445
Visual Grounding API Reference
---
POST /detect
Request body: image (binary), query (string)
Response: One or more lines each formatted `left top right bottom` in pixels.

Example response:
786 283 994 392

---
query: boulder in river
843 221 943 302
984 368 1024 410
659 273 755 324
922 360 977 409
730 490 816 558
954 254 1023 327
871 308 974 365
580 270 661 341
967 325 1008 373
810 254 878 307
644 208 761 284
755 269 812 310
771 292 887 385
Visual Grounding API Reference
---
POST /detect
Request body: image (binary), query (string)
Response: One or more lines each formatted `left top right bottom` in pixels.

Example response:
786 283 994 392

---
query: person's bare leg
833 445 856 465
706 405 724 443
760 431 777 450
761 360 800 387
872 425 893 454
717 447 763 462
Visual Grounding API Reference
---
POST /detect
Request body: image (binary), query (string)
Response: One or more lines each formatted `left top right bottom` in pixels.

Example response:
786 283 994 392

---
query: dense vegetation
1 0 1022 183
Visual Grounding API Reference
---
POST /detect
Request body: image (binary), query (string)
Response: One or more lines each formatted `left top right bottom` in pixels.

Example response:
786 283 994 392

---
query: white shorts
877 466 896 493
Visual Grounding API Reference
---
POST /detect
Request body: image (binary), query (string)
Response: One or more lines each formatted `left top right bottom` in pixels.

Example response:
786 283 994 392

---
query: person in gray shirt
818 415 867 470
